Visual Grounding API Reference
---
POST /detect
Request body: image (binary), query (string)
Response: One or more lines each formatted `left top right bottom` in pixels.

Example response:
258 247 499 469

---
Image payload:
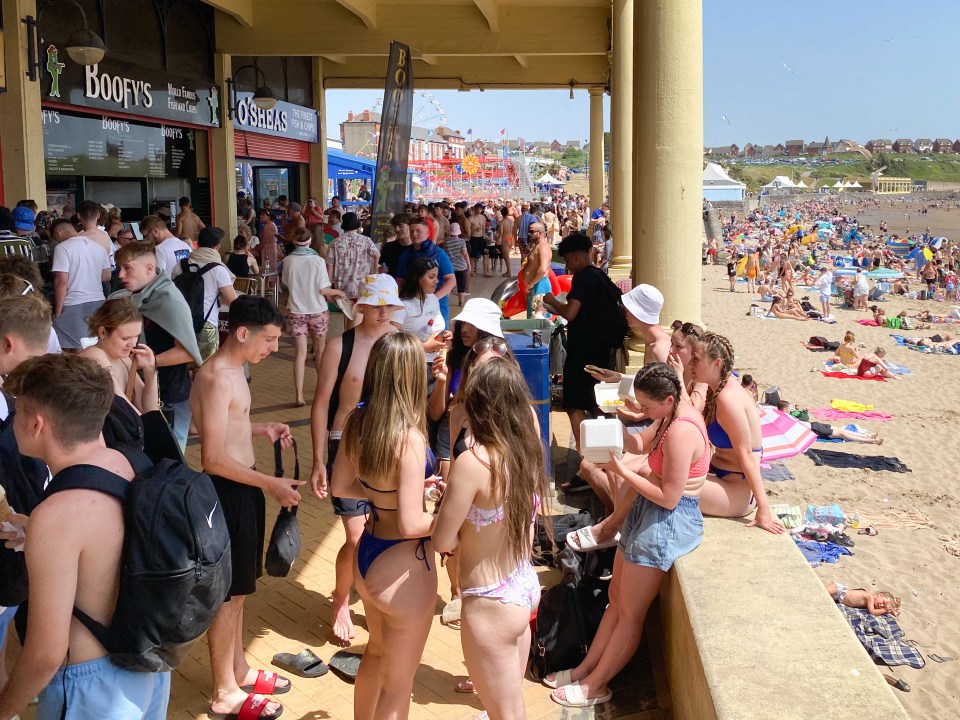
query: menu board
42 109 197 178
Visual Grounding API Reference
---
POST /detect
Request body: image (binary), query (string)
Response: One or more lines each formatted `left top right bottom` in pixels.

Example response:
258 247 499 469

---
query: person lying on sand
776 402 883 444
825 581 901 617
768 296 809 320
870 304 887 325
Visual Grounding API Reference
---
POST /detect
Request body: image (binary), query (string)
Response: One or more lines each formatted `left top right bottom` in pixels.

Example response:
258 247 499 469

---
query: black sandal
271 649 328 679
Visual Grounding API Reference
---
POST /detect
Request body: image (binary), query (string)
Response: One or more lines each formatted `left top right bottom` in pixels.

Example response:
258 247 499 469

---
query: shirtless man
520 222 552 318
174 196 205 246
0 354 170 720
496 207 515 277
191 296 301 720
309 274 402 645
467 207 488 276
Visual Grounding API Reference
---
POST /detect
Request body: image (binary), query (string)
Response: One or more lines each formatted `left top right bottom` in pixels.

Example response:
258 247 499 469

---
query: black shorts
562 347 614 412
486 243 501 259
328 435 365 517
469 237 485 259
809 422 833 439
210 474 265 599
454 269 469 293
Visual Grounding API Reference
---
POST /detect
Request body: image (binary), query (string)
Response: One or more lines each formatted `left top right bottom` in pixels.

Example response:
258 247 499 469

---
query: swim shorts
469 237 485 259
287 311 330 339
328 432 365 517
37 656 170 720
52 300 103 350
209 473 265 598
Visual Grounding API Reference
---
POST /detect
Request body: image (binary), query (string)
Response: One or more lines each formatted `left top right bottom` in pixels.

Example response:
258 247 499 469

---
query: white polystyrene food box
579 417 624 464
594 382 623 414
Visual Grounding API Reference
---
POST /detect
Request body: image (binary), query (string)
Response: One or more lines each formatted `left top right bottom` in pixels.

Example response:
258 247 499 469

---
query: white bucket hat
356 274 402 308
454 298 503 338
622 284 664 325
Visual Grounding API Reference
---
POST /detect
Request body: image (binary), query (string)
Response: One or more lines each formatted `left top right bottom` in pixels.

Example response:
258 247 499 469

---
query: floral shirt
329 230 378 299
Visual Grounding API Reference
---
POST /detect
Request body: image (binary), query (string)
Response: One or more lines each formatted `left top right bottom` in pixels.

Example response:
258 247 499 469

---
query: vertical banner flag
371 41 414 244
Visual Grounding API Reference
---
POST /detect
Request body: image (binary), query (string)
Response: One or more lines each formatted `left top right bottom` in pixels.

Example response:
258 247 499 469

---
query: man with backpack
170 227 237 362
191 296 302 720
112 242 202 452
0 354 170 720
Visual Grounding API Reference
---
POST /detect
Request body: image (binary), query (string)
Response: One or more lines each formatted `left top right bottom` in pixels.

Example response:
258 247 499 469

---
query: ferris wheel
373 90 446 130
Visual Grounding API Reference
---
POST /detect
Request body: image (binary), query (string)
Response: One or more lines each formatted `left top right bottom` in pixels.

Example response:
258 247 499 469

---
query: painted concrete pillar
588 87 605 218
210 52 237 245
608 0 633 279
0 0 46 205
308 57 328 203
633 0 703 326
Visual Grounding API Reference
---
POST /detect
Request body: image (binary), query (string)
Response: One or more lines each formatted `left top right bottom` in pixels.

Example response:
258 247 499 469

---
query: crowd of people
0 185 788 720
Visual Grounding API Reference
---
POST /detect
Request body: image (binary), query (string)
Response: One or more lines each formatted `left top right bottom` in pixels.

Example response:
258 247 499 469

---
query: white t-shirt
47 327 62 354
281 253 332 315
170 261 234 323
51 235 110 305
396 295 445 361
81 226 115 267
854 274 869 295
155 237 193 275
814 272 834 295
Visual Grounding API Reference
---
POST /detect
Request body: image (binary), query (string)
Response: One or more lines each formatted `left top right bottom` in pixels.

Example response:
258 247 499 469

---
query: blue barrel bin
505 331 550 456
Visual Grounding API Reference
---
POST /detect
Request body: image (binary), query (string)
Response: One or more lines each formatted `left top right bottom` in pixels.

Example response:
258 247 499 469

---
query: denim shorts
618 495 703 571
37 656 170 720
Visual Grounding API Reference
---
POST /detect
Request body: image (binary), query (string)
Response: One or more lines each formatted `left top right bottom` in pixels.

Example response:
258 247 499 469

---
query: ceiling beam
418 55 440 66
323 55 349 64
214 3 610 57
473 0 499 32
201 0 253 28
333 0 377 29
514 55 527 69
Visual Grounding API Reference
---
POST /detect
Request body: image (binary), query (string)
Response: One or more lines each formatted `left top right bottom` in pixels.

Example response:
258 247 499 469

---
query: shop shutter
235 132 310 163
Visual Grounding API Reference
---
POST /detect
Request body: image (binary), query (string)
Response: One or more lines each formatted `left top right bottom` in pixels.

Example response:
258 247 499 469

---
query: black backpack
43 459 232 672
173 260 218 333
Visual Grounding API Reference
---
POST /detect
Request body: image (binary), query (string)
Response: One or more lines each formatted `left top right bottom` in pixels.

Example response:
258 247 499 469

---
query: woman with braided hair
547 362 708 708
690 332 786 534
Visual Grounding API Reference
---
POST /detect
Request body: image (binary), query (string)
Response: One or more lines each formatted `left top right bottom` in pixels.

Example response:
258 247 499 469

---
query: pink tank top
647 416 711 492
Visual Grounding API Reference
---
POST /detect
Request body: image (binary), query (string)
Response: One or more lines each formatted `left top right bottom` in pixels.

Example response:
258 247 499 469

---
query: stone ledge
659 517 909 720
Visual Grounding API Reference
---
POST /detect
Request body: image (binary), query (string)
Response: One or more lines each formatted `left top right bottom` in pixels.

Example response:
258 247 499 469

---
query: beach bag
534 510 593 566
805 503 845 526
529 574 609 680
762 386 781 407
173 260 218 333
265 439 302 578
42 459 231 672
807 336 828 348
549 324 567 377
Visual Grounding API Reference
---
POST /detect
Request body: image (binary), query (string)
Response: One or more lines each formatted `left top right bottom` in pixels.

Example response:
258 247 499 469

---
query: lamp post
226 64 277 121
22 0 106 81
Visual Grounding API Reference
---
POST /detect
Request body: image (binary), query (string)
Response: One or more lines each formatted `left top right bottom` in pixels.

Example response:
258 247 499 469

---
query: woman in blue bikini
434 358 549 720
690 332 785 534
331 332 439 720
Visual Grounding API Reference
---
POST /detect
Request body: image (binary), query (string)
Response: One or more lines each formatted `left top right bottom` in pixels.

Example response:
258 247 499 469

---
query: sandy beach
701 203 960 717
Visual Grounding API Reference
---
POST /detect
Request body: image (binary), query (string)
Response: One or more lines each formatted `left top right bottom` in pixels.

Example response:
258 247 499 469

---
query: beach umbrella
757 405 817 461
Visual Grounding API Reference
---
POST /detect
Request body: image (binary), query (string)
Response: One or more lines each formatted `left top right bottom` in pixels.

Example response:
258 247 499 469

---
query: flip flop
441 598 461 628
542 668 572 690
455 679 475 693
207 693 283 720
271 649 328 679
550 681 613 708
329 650 363 683
566 527 621 552
239 670 291 695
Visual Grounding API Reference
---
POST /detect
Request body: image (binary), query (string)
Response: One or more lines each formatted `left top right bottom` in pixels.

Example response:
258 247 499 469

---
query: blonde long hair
462 358 549 564
341 333 427 485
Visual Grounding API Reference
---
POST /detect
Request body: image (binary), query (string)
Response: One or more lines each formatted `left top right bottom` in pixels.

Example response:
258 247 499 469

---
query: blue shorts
618 495 703 571
38 657 170 720
819 293 830 303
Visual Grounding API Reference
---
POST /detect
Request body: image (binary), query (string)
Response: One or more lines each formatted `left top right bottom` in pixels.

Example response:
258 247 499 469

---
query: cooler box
505 331 550 456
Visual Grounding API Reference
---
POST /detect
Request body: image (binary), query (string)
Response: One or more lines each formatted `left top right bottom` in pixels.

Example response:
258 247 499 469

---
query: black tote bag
265 438 302 577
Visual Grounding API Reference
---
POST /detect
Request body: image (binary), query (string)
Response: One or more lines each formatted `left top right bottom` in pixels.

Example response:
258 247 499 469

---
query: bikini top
647 416 710 493
357 447 437 520
453 425 469 459
706 419 733 449
466 494 542 531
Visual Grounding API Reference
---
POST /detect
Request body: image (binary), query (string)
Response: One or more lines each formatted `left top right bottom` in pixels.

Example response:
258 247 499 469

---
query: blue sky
325 1 956 147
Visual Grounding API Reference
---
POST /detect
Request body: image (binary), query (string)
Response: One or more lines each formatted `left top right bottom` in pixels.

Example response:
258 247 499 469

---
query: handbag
141 410 185 464
265 439 302 577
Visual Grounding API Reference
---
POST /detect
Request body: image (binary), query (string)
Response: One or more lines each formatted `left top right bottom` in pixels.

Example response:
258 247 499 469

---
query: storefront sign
234 92 318 143
40 53 220 127
42 109 198 178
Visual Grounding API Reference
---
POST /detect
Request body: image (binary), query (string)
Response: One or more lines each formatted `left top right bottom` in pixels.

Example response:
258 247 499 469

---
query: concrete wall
659 518 910 720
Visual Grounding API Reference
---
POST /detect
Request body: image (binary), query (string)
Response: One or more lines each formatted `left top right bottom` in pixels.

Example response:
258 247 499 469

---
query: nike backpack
43 458 232 672
173 260 218 333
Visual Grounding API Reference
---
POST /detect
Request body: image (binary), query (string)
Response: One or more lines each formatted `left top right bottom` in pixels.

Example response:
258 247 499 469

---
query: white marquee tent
703 162 746 200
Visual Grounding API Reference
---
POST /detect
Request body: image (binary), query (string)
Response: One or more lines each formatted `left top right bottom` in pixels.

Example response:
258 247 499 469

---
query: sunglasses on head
679 322 702 337
471 338 508 357
20 280 34 296
423 260 438 270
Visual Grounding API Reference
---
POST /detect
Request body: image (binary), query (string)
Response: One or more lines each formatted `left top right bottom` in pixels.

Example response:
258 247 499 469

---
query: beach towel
771 503 804 528
831 399 873 412
821 371 885 382
857 319 880 326
793 539 854 564
804 448 911 473
812 408 892 422
759 462 795 482
884 362 912 376
837 606 925 669
890 334 907 346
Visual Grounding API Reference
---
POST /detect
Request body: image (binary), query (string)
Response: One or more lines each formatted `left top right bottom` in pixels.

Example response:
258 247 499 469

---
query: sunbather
825 582 901 617
835 331 861 367
775 402 883 444
768 296 808 320
870 305 887 326
857 347 897 379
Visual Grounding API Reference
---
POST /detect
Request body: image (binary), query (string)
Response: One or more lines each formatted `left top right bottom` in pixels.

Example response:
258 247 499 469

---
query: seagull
783 61 794 73
721 114 732 126
884 37 895 43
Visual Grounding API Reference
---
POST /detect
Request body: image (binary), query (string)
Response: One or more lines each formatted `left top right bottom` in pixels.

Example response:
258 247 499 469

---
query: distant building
913 138 933 154
784 139 804 157
893 138 915 154
865 138 893 153
704 144 739 157
805 142 825 157
340 110 468 162
933 138 954 154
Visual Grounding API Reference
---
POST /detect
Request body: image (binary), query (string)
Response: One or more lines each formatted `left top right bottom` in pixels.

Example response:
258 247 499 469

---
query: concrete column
588 88 605 217
0 0 46 205
633 0 703 326
308 57 328 203
209 52 237 245
608 0 633 280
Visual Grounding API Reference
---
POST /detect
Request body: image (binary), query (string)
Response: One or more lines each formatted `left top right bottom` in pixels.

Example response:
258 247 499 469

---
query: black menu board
42 108 198 178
